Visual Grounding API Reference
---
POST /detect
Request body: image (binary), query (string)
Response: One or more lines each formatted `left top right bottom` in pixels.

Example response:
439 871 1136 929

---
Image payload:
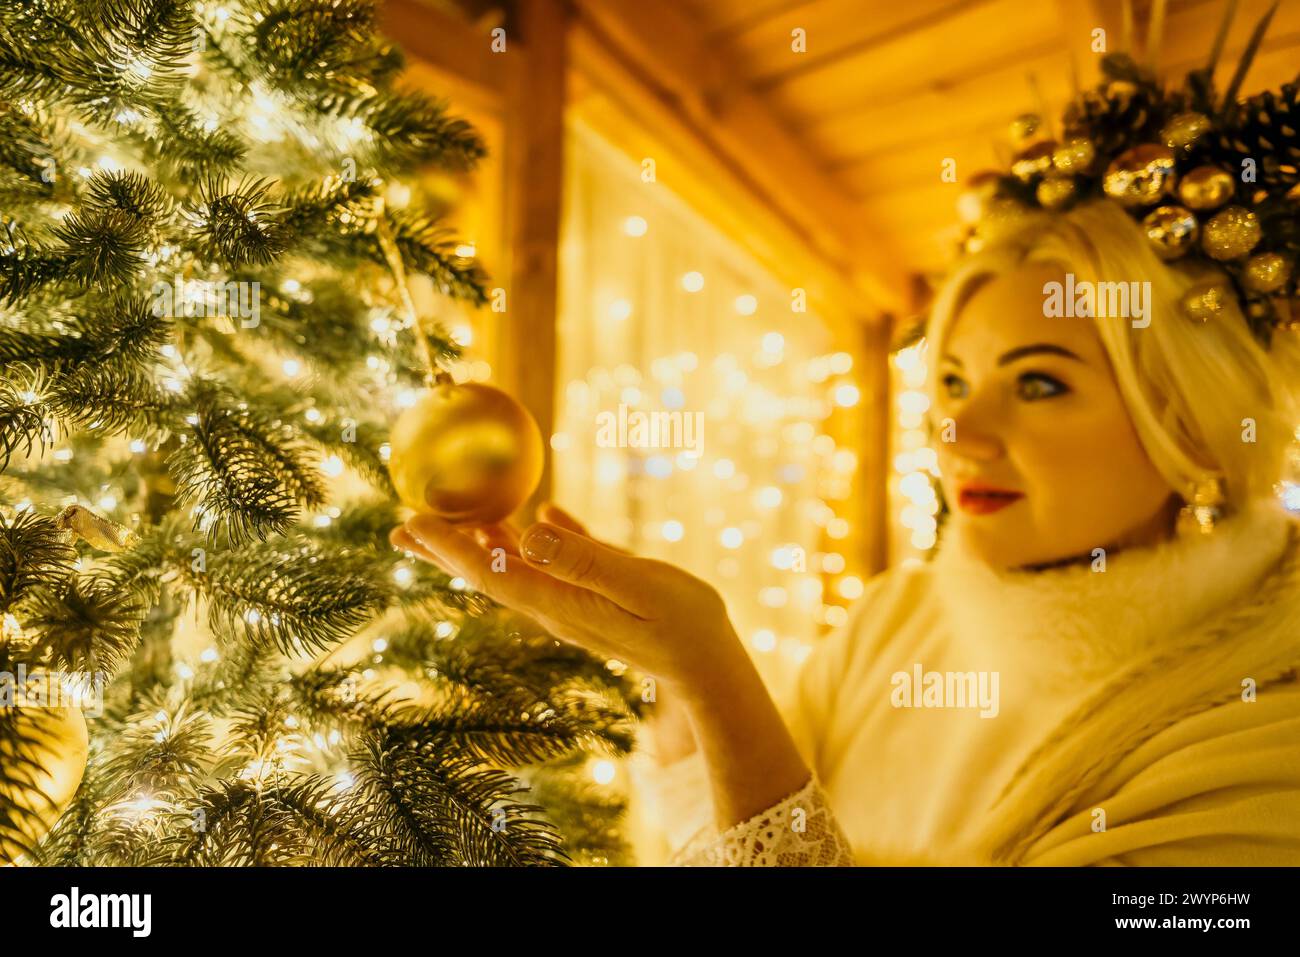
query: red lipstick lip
956 485 1025 515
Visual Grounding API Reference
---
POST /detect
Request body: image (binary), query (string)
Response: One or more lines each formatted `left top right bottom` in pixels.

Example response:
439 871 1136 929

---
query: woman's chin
951 517 1065 571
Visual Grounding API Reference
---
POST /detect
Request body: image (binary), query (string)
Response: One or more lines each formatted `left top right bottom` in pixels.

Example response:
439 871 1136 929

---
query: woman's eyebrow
997 343 1083 366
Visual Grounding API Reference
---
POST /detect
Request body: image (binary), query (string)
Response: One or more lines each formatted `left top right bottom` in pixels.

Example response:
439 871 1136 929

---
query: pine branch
278 174 377 239
159 776 385 865
0 219 69 303
20 576 147 677
149 104 248 180
400 687 622 767
196 535 389 654
48 361 176 437
354 729 567 866
168 380 323 543
53 206 149 286
0 366 53 469
243 0 375 90
0 292 170 367
527 759 631 866
192 176 290 267
318 89 487 171
98 701 215 801
390 210 489 304
0 508 76 614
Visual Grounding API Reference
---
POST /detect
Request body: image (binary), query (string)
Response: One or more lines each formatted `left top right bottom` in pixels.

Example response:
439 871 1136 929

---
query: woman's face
933 262 1175 569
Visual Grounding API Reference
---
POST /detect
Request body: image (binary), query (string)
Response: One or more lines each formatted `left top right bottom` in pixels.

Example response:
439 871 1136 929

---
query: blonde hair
928 200 1300 511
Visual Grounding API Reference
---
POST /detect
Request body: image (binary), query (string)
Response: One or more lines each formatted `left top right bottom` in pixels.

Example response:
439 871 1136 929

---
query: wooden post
501 0 568 518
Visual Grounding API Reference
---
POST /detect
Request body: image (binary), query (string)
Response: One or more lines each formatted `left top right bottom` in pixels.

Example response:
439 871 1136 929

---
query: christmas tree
0 0 638 866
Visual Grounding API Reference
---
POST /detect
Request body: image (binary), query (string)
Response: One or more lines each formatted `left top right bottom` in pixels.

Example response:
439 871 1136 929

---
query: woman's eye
1016 372 1070 401
941 373 969 399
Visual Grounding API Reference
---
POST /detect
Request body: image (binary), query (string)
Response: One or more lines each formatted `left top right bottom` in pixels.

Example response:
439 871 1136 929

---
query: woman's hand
388 503 745 699
392 503 814 830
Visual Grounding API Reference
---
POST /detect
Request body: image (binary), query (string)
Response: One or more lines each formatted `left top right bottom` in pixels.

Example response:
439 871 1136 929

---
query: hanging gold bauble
1051 138 1096 175
1180 282 1231 322
1202 206 1262 261
1010 141 1056 182
1176 165 1235 211
1036 176 1077 210
1242 252 1293 293
1103 144 1177 207
1142 205 1200 260
387 376 544 525
0 704 89 864
1161 112 1212 151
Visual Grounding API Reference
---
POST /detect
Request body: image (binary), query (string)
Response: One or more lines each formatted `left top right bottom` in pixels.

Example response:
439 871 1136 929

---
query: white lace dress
648 751 854 866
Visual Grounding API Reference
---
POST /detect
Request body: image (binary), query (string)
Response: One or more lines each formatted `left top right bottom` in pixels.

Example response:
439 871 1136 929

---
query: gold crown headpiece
960 0 1299 344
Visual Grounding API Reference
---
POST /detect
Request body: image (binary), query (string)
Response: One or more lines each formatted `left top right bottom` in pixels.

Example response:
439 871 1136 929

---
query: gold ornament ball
1103 144 1177 207
1177 165 1235 211
1036 176 1077 210
1142 205 1200 260
1011 141 1056 182
1180 283 1230 323
1161 112 1212 151
1201 206 1262 261
387 377 544 525
1051 138 1096 175
0 704 89 864
1242 252 1293 293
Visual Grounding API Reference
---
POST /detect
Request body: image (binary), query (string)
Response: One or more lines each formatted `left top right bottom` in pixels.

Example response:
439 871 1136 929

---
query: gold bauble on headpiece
1161 112 1212 152
953 0 1299 342
1011 141 1056 183
1201 206 1262 261
1180 282 1231 323
1051 138 1097 174
1176 165 1236 211
1142 205 1199 260
1103 144 1177 207
1243 252 1293 293
1036 176 1077 210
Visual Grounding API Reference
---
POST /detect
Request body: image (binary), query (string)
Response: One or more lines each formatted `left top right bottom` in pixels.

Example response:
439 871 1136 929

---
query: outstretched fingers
518 522 659 619
399 515 643 649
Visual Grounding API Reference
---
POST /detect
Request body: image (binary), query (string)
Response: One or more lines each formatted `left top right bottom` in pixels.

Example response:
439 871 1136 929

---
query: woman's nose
937 403 1003 464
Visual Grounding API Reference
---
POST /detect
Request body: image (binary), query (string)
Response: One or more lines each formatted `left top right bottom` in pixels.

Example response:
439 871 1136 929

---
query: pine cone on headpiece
1062 54 1165 156
1218 82 1300 190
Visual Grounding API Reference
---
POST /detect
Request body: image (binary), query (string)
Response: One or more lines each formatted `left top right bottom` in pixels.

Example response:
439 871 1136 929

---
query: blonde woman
391 198 1300 865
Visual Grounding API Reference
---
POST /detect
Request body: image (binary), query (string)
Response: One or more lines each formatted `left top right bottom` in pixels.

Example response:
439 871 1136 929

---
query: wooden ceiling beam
568 0 907 316
379 0 511 99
